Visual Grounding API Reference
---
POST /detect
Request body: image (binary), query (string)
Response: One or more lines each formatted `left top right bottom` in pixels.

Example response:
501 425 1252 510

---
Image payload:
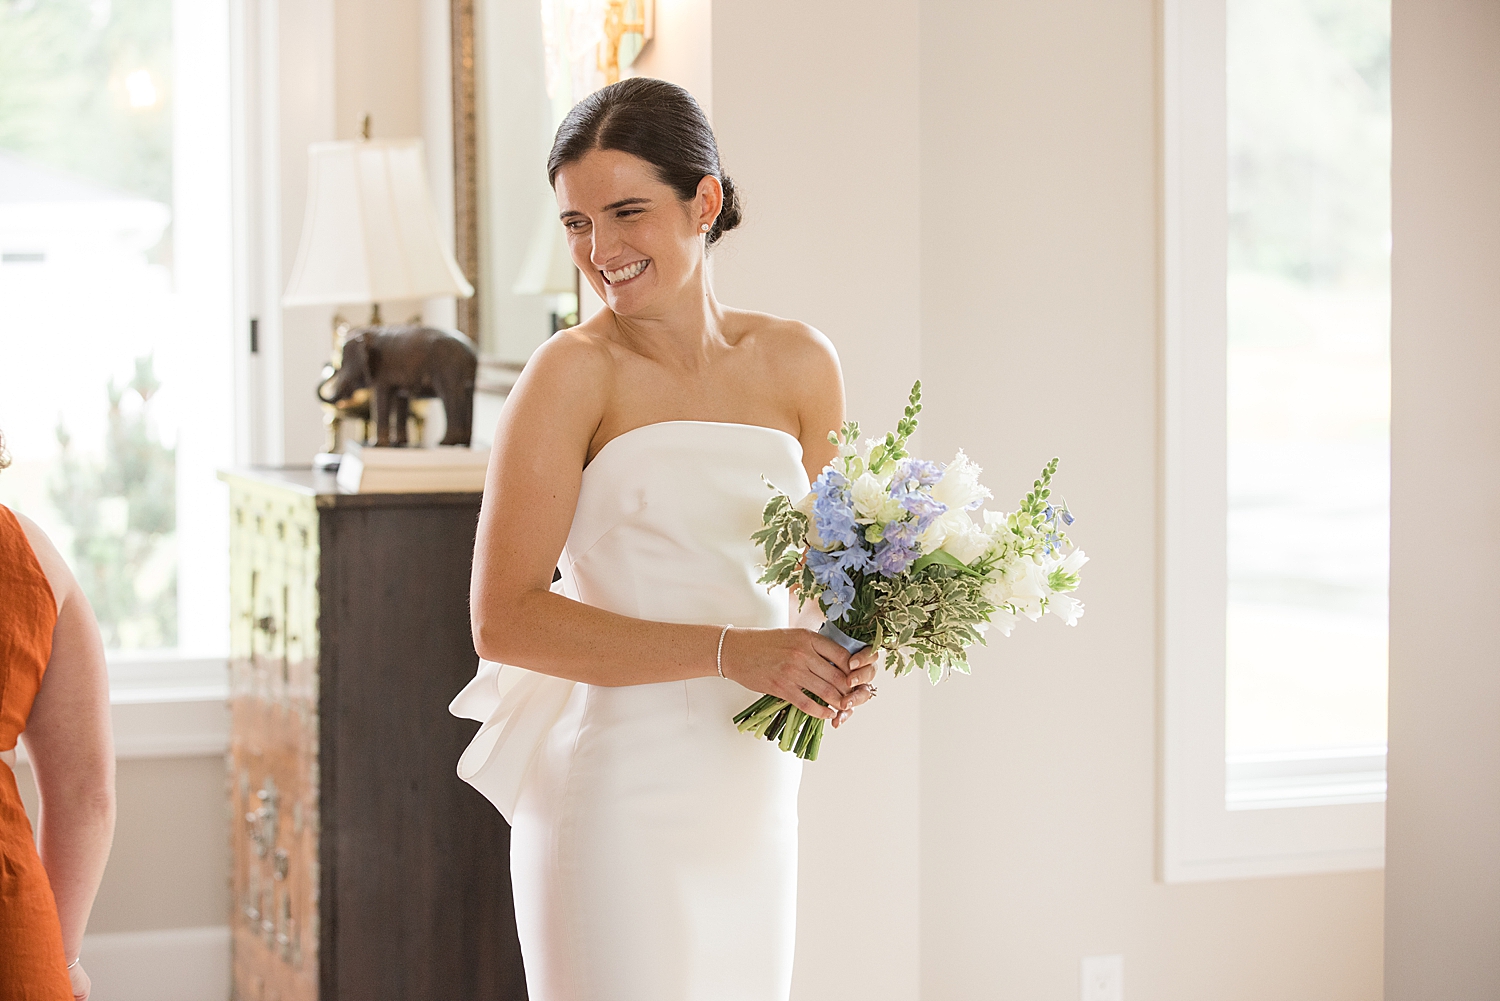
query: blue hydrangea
874 519 922 577
806 533 873 622
811 469 861 549
807 548 857 621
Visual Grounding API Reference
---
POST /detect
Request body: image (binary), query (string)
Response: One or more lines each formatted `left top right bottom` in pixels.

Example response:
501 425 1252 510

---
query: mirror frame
450 0 480 343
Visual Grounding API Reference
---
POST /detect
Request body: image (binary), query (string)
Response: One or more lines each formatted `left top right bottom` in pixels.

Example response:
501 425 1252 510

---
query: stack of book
335 442 490 493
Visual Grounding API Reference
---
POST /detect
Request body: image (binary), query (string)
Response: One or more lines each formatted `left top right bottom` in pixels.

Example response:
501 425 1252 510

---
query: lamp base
313 451 343 472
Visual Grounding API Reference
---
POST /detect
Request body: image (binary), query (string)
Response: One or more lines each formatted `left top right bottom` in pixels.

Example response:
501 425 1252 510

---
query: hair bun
709 174 743 246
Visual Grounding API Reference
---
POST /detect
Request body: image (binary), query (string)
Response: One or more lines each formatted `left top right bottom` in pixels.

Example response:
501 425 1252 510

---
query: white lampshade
283 139 474 307
513 205 579 296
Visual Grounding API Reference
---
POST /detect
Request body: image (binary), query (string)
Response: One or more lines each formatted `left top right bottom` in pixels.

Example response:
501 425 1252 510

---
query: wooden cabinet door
229 486 320 1001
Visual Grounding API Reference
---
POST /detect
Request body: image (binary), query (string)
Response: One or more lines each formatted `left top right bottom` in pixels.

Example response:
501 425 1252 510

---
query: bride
451 76 877 1001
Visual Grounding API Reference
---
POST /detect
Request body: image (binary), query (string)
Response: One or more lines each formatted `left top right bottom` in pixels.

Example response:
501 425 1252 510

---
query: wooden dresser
221 468 526 1001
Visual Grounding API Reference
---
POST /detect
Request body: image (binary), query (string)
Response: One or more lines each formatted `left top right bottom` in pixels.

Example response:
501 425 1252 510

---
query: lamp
283 125 474 468
284 134 474 319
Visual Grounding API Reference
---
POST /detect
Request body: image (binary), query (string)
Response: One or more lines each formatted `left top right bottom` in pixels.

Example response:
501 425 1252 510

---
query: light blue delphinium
889 459 948 531
806 548 856 620
874 519 922 577
811 469 861 548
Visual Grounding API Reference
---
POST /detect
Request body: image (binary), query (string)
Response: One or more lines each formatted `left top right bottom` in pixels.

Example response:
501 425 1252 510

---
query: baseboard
80 925 229 1001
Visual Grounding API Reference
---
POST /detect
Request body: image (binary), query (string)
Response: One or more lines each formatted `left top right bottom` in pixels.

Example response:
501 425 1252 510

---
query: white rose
988 606 1018 637
917 516 948 554
1056 548 1090 576
939 519 992 564
851 471 903 524
992 558 1047 621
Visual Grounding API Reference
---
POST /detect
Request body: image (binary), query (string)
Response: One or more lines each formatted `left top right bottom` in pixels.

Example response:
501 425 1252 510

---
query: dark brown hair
548 77 743 247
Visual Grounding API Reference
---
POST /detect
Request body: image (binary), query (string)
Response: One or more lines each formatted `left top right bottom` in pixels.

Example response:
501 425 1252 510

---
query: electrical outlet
1081 954 1123 1001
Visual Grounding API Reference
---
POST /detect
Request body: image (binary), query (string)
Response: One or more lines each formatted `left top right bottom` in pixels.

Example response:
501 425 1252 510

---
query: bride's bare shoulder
727 308 840 377
503 326 616 440
516 325 616 391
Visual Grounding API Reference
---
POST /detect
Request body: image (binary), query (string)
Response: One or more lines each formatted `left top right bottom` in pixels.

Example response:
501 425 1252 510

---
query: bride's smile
601 258 649 285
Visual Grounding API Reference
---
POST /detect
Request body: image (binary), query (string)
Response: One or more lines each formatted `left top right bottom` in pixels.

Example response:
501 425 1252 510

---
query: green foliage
0 0 174 205
1017 458 1069 540
752 491 812 599
855 563 993 684
49 355 177 648
860 380 922 476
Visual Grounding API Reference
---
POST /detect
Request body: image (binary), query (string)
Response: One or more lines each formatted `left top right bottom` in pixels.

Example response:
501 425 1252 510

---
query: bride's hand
719 628 857 719
831 647 879 728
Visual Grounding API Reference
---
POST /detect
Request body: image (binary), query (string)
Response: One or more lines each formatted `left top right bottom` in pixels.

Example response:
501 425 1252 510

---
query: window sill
1226 746 1387 811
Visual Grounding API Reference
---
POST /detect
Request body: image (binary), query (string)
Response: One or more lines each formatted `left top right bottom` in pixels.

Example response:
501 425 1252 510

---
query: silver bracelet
67 957 80 970
716 624 733 679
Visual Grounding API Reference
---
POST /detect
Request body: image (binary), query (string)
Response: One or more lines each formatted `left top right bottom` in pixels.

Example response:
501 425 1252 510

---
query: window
0 0 234 690
1162 0 1388 880
1225 0 1390 800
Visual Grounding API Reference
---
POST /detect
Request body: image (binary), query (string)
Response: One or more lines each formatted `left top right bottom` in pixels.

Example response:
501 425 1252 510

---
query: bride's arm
470 332 854 719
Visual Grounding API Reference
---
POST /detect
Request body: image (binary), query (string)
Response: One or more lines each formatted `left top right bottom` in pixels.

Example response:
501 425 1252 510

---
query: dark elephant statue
319 325 478 447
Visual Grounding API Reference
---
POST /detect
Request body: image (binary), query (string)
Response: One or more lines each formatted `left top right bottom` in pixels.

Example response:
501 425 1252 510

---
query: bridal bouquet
733 381 1087 760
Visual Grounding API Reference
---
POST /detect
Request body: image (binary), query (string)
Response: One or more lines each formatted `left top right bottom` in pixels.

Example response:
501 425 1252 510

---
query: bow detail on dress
449 576 580 823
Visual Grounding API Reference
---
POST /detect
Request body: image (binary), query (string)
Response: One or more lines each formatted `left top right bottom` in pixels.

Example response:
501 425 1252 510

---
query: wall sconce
542 0 654 109
599 0 654 85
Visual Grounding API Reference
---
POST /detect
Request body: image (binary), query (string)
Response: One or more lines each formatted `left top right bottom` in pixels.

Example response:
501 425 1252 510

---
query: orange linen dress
0 504 71 1000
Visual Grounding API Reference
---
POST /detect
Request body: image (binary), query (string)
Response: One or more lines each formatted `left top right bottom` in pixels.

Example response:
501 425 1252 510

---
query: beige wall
916 4 1384 999
334 0 424 141
628 0 713 116
1385 3 1500 998
712 3 923 999
16 758 230 934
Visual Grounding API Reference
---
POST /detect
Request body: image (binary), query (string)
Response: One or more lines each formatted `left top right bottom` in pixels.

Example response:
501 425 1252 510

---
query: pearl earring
700 223 710 233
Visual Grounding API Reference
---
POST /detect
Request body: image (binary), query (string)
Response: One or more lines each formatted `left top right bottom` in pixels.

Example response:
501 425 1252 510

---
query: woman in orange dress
0 431 114 1001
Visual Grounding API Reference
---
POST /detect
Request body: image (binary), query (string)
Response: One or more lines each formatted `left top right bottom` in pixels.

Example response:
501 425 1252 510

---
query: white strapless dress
450 421 811 1001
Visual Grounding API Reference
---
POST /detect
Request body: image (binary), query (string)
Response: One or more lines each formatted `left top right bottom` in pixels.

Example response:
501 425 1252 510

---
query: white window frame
1160 0 1386 882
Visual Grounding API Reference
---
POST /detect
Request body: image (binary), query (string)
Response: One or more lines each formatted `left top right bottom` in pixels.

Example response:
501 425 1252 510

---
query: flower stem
733 691 831 760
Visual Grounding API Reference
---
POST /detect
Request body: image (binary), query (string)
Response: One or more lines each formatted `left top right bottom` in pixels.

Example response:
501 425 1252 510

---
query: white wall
1384 3 1500 997
628 0 713 116
265 0 338 465
15 757 231 933
712 4 922 999
915 4 1384 999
